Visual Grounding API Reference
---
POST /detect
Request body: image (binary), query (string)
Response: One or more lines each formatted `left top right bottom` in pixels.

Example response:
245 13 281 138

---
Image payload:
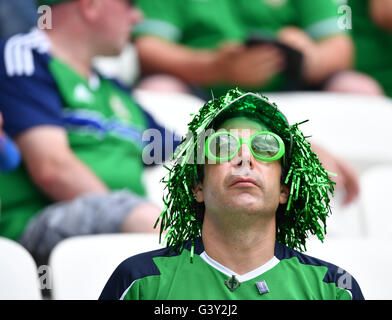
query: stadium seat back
48 233 162 300
0 237 42 300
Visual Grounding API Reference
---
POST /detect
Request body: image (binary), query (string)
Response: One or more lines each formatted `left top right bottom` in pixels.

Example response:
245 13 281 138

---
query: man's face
194 117 288 220
93 0 142 56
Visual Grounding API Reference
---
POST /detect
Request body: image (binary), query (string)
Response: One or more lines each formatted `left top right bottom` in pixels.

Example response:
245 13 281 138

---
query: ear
192 182 204 203
279 184 289 205
78 0 102 21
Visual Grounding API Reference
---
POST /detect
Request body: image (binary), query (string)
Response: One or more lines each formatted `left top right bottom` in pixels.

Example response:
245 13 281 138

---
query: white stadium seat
305 236 392 300
133 89 205 136
358 165 392 238
324 165 392 239
48 233 162 300
267 92 392 172
0 237 42 300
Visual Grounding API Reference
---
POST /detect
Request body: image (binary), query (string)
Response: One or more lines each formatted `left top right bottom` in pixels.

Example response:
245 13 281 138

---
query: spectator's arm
370 0 392 31
279 27 353 84
310 142 359 205
135 36 285 87
310 34 353 83
135 36 222 85
15 126 108 201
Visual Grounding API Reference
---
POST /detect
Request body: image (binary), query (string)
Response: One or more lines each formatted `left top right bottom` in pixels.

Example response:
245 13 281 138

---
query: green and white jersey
0 29 175 241
99 237 364 300
133 0 346 95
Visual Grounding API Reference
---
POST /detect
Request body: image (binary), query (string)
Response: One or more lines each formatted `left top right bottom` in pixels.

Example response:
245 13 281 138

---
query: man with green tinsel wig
100 88 364 300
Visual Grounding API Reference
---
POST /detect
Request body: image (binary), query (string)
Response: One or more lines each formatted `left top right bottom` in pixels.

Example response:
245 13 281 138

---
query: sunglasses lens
251 133 280 158
208 134 237 159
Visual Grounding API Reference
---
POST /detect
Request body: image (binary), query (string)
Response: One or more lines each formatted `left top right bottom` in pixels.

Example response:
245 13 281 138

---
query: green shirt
0 30 150 241
99 237 364 300
49 59 148 195
134 0 345 96
349 0 392 97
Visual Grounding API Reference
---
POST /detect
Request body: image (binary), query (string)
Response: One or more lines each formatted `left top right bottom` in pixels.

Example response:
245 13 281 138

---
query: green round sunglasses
205 131 285 164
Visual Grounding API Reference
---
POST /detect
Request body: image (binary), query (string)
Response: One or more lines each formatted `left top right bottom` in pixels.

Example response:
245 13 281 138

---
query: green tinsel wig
157 88 335 256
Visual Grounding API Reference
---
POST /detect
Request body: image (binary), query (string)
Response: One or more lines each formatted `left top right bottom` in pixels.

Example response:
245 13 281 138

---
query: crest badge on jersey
110 95 132 121
74 84 94 104
225 275 241 292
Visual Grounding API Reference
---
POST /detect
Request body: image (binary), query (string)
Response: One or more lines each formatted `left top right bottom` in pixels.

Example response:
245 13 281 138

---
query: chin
230 196 276 215
229 199 261 213
233 191 260 202
101 47 123 57
100 38 126 56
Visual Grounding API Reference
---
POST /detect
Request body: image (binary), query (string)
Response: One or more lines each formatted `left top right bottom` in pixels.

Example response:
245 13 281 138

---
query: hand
370 0 392 31
312 143 360 205
213 42 285 87
278 26 322 83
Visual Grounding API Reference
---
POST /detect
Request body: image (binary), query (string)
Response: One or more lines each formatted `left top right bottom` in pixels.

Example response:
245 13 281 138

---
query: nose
232 143 254 168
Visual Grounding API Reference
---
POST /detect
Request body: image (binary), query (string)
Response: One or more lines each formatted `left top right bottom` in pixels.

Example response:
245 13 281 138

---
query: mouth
229 177 259 188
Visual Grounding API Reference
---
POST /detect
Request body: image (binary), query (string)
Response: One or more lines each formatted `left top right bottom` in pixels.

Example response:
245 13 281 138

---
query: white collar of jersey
88 72 100 90
199 251 280 283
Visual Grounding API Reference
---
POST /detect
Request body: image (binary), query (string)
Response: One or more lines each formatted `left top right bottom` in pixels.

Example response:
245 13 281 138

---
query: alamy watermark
338 5 352 30
38 265 52 290
337 267 353 292
142 128 258 166
37 5 52 30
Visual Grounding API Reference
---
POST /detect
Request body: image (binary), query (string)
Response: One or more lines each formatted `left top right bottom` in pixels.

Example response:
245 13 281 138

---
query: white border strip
119 280 136 300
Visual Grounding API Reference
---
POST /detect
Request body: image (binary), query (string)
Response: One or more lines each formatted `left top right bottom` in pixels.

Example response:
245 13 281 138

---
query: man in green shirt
0 0 178 265
100 88 364 300
133 0 356 97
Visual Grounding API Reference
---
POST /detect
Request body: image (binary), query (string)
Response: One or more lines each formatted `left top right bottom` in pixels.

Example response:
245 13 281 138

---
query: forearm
135 36 221 85
15 126 109 201
29 153 109 201
307 35 353 84
370 0 392 31
278 27 353 85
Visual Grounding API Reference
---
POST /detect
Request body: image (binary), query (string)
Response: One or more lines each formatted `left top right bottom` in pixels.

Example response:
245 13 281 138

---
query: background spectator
0 0 178 267
0 0 37 39
132 0 378 99
341 0 392 97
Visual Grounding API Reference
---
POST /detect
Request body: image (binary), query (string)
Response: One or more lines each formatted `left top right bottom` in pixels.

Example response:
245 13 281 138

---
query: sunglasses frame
205 131 285 164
